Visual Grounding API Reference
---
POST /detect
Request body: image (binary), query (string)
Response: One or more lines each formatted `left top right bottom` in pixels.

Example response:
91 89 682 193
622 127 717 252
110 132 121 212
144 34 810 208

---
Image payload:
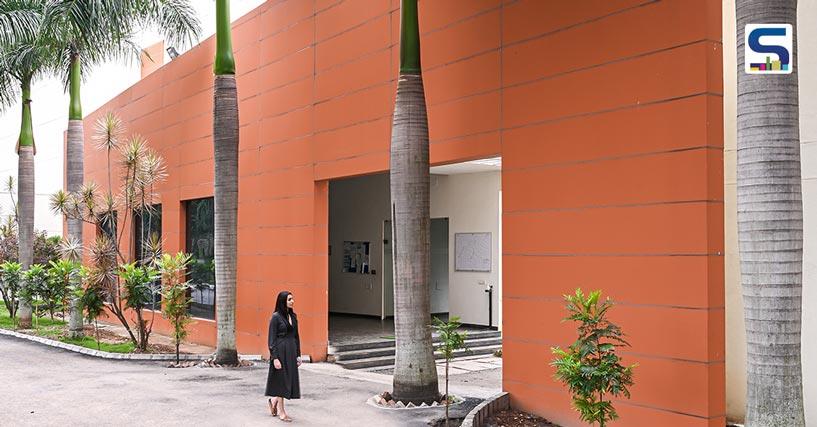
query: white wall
0 0 265 237
798 1 817 423
723 1 817 423
328 170 502 327
431 172 501 327
328 174 389 316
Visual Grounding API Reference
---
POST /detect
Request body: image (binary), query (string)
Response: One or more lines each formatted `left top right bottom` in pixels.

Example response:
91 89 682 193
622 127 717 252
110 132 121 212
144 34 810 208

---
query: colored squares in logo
745 24 793 74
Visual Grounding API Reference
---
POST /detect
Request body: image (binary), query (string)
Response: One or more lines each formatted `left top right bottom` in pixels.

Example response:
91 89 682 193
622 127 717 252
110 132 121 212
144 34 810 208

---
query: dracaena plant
551 289 636 427
50 112 167 351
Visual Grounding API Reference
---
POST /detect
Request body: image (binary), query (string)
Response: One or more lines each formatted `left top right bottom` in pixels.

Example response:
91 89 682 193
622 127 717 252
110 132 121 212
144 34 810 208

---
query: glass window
185 198 215 319
134 205 162 311
97 211 118 242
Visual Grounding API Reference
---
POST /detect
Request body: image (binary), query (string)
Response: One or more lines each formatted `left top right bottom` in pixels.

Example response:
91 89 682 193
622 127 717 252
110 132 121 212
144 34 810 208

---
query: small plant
43 260 79 320
157 252 193 364
432 316 468 426
551 289 636 427
119 263 160 351
77 268 106 350
0 261 22 321
20 264 48 328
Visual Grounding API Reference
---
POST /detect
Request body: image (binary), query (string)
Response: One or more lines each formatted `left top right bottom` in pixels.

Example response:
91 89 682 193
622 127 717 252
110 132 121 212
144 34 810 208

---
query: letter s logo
745 24 793 74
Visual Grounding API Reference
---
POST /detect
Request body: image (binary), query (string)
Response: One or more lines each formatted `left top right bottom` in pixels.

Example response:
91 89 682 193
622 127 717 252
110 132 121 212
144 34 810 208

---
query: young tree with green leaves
157 252 193 364
0 261 22 321
551 290 636 427
19 263 47 327
118 262 159 351
212 0 239 366
389 0 439 404
432 316 468 426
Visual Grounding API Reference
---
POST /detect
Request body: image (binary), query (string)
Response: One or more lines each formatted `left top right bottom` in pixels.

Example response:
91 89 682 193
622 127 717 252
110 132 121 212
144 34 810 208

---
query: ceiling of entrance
429 157 501 175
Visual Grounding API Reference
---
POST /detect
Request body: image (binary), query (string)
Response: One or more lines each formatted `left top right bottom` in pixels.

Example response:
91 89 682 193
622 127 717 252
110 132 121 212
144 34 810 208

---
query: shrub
19 264 48 327
118 262 160 351
551 289 636 427
157 252 193 364
0 261 22 321
432 316 468 426
46 259 81 320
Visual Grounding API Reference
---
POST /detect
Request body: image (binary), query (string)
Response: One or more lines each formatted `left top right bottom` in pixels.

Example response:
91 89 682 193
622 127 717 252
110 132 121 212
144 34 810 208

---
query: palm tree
736 1 805 425
0 1 53 329
44 0 199 338
389 0 439 404
0 1 40 47
212 0 239 366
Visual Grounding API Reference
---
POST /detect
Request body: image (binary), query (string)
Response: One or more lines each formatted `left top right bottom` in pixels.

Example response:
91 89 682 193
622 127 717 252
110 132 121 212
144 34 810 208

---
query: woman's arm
268 314 280 361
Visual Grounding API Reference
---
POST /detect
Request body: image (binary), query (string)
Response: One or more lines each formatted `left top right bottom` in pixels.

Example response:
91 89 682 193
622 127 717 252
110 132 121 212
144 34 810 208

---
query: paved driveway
0 335 500 426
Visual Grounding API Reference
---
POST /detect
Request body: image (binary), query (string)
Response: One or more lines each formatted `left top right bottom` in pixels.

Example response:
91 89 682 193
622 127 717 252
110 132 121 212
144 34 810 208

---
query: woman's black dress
265 311 301 399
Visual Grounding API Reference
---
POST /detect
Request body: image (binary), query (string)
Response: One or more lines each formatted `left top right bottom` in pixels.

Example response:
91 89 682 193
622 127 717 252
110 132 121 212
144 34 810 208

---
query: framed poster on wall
455 232 491 272
342 241 371 273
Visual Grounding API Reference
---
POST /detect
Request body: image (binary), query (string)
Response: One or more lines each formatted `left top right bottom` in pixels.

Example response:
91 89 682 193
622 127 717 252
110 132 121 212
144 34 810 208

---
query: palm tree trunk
390 0 438 405
67 54 85 338
212 0 238 365
213 74 239 365
16 78 35 329
736 1 805 425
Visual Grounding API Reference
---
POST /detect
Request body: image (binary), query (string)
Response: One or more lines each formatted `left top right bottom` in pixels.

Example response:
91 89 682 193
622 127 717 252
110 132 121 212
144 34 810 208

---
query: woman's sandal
268 398 277 416
278 415 293 423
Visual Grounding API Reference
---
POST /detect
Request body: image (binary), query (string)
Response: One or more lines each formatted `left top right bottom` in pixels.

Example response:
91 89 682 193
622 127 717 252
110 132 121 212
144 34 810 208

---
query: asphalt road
0 334 499 426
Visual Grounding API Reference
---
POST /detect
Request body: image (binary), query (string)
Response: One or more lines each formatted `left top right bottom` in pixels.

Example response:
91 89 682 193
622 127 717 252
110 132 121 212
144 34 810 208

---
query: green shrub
157 252 193 363
551 289 636 427
119 262 160 351
0 261 22 320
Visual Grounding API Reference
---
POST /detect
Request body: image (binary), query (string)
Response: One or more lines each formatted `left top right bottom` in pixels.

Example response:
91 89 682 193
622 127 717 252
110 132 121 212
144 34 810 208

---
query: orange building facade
80 0 724 425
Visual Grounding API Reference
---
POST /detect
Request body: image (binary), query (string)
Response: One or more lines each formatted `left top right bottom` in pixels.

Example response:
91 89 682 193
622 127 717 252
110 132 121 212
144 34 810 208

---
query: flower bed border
461 391 509 427
0 327 262 361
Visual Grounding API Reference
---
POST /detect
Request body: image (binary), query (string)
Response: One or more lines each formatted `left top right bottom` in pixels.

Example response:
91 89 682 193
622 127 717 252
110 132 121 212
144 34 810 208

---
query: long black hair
274 291 294 319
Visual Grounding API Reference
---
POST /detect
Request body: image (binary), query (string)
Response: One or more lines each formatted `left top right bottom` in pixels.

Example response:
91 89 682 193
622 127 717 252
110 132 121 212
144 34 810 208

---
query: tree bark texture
389 72 439 404
213 74 239 365
67 118 84 338
17 146 34 328
736 1 805 425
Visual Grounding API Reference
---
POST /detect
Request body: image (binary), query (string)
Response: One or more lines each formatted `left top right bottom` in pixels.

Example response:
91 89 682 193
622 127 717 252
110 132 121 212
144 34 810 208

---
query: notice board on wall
454 232 491 272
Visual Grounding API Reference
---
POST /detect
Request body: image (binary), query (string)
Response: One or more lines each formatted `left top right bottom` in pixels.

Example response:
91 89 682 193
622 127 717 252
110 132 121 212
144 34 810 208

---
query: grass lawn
1 304 133 353
62 336 135 353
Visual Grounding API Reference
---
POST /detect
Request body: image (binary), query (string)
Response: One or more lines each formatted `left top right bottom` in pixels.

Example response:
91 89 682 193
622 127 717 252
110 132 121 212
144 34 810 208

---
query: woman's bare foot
268 398 277 416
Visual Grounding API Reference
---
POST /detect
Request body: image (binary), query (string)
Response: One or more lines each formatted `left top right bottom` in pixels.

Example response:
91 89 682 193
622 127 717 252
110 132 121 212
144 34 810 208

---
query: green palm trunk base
16 146 35 329
68 56 82 120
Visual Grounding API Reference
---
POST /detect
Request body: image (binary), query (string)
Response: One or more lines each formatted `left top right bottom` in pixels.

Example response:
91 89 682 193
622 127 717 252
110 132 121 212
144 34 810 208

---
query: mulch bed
485 409 560 427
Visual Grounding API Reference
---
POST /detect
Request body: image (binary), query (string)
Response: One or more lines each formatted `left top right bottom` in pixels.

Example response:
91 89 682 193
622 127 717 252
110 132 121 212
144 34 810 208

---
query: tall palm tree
45 0 199 338
736 1 805 425
389 0 438 404
212 0 238 365
0 1 53 329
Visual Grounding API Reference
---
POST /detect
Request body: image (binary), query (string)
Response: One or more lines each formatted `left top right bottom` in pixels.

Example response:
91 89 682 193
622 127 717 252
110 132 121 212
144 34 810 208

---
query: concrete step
333 337 503 361
328 330 500 353
334 343 502 370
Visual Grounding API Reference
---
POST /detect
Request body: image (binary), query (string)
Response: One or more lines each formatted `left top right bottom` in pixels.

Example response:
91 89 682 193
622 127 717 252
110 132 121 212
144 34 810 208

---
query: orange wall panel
81 0 724 425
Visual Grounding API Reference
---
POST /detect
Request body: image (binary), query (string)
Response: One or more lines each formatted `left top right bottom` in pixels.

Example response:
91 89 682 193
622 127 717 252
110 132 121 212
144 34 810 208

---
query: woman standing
266 291 301 422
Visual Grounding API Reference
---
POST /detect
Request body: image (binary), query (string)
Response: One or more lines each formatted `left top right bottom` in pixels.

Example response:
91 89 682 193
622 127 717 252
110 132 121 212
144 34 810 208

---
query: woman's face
286 293 294 309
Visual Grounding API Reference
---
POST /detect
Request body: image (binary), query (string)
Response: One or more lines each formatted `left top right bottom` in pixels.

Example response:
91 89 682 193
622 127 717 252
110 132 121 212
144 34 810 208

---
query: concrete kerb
0 328 263 361
461 391 510 427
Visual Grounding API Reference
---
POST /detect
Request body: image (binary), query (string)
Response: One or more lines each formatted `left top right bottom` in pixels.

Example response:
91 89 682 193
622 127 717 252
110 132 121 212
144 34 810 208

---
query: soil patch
485 409 560 427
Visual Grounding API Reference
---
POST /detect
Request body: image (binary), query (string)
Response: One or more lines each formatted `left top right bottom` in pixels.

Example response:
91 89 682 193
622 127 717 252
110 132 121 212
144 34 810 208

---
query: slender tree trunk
66 55 85 338
17 79 35 329
736 1 805 426
213 74 239 365
212 0 239 366
390 0 438 404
